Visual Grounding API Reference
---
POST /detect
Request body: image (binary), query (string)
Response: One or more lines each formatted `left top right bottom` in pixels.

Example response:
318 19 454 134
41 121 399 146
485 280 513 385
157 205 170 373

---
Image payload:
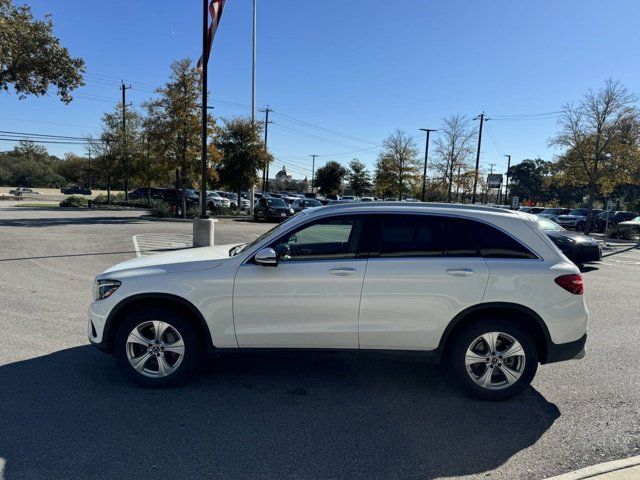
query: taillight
555 274 584 295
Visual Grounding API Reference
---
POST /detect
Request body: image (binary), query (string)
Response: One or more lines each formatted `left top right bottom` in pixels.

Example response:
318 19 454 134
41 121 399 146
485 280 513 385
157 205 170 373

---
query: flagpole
251 0 256 124
200 0 209 218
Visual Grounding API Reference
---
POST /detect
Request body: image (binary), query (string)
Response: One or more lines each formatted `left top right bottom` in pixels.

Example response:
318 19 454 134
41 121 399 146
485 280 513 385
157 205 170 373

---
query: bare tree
550 79 639 233
375 130 421 200
433 115 477 203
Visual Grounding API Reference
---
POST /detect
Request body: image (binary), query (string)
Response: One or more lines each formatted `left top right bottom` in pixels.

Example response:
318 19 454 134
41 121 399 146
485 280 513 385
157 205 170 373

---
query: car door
359 214 489 351
233 215 367 348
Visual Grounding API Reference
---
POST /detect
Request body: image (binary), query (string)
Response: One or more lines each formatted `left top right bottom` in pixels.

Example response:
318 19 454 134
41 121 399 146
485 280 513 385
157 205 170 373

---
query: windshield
538 217 565 231
541 208 562 214
306 200 322 207
267 198 287 207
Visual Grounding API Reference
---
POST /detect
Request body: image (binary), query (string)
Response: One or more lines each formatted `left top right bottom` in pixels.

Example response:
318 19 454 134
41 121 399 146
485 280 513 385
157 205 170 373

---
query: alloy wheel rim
126 321 185 378
465 332 526 390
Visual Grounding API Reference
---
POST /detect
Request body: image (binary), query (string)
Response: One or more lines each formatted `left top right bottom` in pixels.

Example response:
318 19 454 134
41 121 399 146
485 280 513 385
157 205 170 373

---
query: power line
0 130 98 141
273 111 378 146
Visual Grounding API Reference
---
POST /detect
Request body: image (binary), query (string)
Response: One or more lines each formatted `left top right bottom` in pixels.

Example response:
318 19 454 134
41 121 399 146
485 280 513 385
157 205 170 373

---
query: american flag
197 0 227 70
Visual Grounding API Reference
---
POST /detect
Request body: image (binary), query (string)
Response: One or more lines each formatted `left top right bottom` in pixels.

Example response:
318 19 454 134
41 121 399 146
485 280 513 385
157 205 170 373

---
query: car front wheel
451 320 538 401
115 308 201 388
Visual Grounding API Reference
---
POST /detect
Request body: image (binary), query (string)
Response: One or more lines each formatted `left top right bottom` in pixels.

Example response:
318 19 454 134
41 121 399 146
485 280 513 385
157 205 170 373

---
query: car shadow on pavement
0 346 560 480
0 215 149 228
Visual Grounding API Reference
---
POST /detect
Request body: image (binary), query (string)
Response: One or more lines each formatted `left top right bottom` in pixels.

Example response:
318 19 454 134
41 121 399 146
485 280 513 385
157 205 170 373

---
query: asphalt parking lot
1 207 639 480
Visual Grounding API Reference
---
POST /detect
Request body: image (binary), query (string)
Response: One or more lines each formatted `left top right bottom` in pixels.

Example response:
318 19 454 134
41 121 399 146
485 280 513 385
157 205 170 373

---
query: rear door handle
446 268 475 277
329 267 357 276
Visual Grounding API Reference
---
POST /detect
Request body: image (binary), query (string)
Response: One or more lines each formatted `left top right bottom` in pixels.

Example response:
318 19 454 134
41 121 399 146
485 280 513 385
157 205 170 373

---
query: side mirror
254 247 278 267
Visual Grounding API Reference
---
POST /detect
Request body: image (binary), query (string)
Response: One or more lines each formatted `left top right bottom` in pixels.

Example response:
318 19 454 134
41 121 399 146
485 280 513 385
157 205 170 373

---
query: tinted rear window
446 217 536 259
379 216 445 257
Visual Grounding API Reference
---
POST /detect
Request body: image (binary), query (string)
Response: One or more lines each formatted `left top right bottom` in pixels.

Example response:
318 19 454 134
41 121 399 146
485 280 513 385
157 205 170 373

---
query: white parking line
132 235 142 258
132 234 193 257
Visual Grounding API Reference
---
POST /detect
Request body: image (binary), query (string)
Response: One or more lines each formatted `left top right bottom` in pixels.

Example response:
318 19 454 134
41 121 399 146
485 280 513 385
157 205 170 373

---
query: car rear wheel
115 308 201 388
451 319 538 401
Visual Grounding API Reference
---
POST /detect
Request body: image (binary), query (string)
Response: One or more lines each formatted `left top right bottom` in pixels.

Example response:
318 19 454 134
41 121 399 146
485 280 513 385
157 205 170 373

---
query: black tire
450 319 538 401
114 307 202 388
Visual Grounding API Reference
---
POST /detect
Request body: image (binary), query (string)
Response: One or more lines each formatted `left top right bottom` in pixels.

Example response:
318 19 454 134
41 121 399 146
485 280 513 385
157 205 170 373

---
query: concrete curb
139 215 219 224
545 455 640 479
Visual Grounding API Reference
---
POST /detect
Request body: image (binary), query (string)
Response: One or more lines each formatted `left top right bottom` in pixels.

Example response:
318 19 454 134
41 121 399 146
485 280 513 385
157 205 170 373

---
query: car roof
308 201 519 217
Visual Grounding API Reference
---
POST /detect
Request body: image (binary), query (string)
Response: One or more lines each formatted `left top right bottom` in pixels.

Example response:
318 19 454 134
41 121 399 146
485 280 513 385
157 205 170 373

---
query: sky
2 0 640 181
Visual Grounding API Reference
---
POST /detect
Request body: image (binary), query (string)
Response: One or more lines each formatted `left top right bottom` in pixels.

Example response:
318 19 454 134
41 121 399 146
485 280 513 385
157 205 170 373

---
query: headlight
289 208 295 214
93 279 121 301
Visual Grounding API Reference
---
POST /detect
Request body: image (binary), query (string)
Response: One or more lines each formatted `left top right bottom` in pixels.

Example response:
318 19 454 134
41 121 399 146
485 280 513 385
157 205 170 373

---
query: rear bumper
544 333 587 364
570 244 602 264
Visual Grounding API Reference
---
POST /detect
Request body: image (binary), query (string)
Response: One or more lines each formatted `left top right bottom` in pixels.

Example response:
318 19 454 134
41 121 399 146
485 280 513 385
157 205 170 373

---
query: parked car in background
129 187 165 200
9 187 42 195
340 196 358 202
89 202 588 400
538 208 571 222
61 185 92 195
555 208 603 230
360 197 376 202
595 211 639 232
518 206 546 214
206 191 231 210
291 198 323 212
254 197 295 221
538 217 601 265
161 189 200 206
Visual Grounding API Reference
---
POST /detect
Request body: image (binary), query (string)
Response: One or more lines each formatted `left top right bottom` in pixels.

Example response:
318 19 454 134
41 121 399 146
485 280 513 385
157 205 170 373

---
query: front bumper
87 295 119 351
545 333 587 363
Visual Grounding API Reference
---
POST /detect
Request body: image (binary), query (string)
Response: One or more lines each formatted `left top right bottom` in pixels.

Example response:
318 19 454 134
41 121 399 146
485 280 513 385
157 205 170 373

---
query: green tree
348 159 371 197
507 159 549 204
216 117 268 209
0 0 84 102
0 141 64 187
550 79 639 233
375 130 421 200
98 104 143 198
145 59 210 186
315 161 347 196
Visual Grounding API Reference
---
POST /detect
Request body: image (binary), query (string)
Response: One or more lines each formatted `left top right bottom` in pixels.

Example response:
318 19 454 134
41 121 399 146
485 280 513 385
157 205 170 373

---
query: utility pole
504 154 511 205
455 164 461 202
121 82 132 200
471 112 486 204
310 155 318 193
419 128 437 202
87 145 92 191
487 163 496 205
251 0 256 124
260 106 273 191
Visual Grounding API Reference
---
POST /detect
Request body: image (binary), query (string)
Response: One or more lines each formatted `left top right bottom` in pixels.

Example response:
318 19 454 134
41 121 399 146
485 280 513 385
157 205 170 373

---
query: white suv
88 203 588 400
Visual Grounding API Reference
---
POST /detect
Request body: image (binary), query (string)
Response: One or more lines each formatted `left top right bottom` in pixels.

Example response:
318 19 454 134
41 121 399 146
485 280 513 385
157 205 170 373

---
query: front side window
271 217 362 262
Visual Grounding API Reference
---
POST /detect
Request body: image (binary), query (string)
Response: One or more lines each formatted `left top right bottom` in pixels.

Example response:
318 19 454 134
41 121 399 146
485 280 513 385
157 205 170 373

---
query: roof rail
320 201 517 215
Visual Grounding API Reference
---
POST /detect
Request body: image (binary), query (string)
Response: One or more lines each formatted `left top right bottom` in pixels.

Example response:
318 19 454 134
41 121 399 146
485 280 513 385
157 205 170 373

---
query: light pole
419 128 437 202
504 154 511 205
310 154 318 193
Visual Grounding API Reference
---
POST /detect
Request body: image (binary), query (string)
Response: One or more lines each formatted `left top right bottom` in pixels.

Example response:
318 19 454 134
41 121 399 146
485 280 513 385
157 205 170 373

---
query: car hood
101 243 241 276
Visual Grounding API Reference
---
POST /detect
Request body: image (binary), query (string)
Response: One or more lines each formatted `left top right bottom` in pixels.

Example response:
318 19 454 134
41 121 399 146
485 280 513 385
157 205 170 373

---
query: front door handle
446 268 475 277
329 267 357 276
